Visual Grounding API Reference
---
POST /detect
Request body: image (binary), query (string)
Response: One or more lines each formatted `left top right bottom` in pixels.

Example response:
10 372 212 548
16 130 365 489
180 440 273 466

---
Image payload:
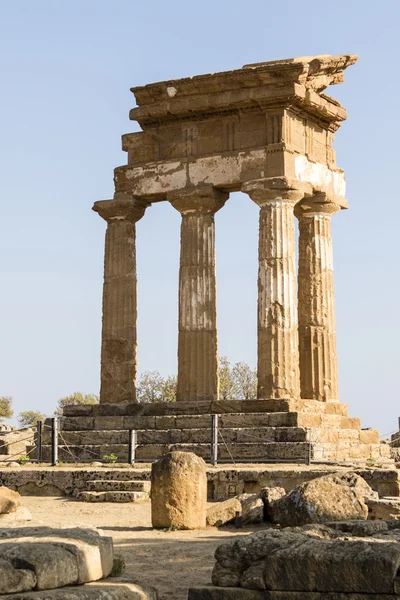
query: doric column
295 196 340 401
243 178 303 400
168 185 228 402
93 194 148 404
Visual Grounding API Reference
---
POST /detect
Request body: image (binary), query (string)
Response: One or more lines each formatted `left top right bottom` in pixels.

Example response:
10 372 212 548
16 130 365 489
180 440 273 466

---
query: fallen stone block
211 525 400 594
236 494 264 525
0 526 113 593
270 473 368 526
260 486 286 521
206 499 242 527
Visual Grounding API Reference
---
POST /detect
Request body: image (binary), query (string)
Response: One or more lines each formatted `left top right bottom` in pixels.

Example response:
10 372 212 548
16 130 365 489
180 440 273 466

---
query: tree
18 410 46 428
218 357 257 400
219 356 234 400
231 361 257 400
136 371 177 403
0 396 13 423
162 375 177 403
55 392 99 415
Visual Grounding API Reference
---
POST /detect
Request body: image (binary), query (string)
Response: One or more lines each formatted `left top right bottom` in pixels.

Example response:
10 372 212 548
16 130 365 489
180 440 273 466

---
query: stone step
58 398 349 419
36 438 389 464
75 490 149 503
47 425 371 446
38 442 312 462
57 411 358 432
86 479 151 492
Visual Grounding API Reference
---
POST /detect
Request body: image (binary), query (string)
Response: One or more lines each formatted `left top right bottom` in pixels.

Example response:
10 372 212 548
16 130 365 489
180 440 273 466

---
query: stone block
360 429 380 444
211 525 400 594
0 527 113 585
151 451 207 530
94 417 126 430
366 497 400 520
206 499 242 527
237 493 264 524
61 417 94 431
270 473 372 526
62 405 95 417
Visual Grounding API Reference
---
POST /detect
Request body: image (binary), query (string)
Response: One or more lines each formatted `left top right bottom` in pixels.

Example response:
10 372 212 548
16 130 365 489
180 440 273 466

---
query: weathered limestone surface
206 499 242 527
296 197 340 401
268 472 372 526
366 497 400 520
169 185 227 402
0 465 399 501
117 55 357 203
151 451 207 529
210 522 400 594
236 493 264 524
243 178 304 400
0 527 113 594
93 195 148 404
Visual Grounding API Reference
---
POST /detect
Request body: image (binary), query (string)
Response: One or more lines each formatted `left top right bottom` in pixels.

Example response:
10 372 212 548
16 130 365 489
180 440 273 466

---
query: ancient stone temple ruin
55 54 390 464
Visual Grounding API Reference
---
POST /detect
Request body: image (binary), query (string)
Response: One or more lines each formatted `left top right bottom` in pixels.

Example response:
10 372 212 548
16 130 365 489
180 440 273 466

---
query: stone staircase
74 478 150 502
39 399 391 466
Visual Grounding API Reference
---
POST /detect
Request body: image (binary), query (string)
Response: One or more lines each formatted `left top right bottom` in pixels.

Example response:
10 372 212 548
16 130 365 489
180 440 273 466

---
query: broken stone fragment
236 493 264 525
0 486 21 514
260 486 286 521
206 498 242 527
268 473 371 527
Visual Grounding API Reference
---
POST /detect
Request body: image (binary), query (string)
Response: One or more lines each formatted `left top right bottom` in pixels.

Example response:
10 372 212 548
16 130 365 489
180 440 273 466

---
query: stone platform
38 399 391 466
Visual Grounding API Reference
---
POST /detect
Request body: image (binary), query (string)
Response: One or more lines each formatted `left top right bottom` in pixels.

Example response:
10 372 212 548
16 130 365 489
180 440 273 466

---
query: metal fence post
128 429 137 464
306 428 312 465
51 417 59 466
211 414 219 466
35 420 43 463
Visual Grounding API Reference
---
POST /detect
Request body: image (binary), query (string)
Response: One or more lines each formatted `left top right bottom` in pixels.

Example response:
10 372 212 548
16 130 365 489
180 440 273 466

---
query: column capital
242 177 308 207
92 193 150 224
168 185 228 215
294 194 341 219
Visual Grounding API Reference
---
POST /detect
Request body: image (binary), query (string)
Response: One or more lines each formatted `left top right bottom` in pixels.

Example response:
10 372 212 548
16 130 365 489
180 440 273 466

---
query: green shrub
17 455 29 465
103 453 118 464
110 555 125 577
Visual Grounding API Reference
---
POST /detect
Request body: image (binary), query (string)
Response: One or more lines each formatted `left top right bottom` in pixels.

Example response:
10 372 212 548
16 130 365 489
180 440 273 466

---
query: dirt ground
13 496 260 600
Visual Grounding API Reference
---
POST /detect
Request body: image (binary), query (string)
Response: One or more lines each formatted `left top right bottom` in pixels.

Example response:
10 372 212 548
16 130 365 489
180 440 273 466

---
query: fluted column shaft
169 186 228 402
296 199 340 401
93 195 148 404
243 179 303 399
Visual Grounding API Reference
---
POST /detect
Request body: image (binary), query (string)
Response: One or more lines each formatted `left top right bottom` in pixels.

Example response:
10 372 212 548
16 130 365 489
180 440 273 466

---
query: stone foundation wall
0 465 398 500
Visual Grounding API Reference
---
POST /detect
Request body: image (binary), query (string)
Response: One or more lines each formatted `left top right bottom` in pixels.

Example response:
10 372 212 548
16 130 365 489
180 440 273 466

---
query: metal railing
3 416 398 467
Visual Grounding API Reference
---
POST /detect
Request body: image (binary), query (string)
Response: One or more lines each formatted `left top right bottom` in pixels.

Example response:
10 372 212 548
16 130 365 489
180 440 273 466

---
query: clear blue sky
0 1 399 436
